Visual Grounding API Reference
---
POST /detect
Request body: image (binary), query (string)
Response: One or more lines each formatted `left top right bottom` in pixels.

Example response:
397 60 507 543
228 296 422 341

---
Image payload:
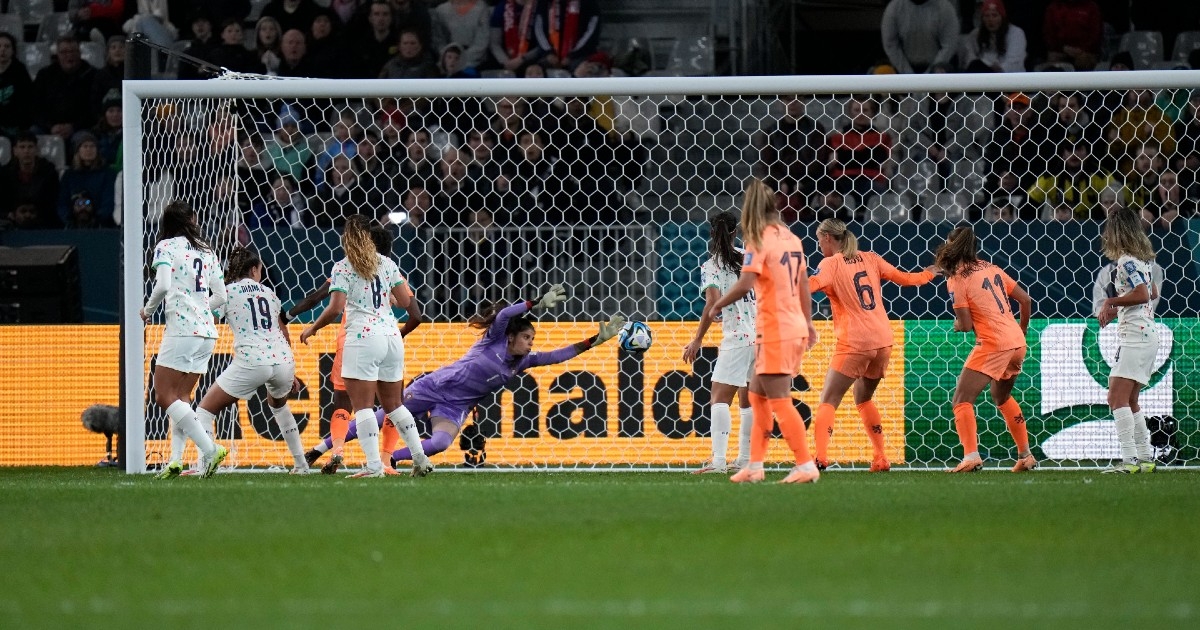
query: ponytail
740 178 777 250
817 218 859 257
342 214 379 280
708 211 741 273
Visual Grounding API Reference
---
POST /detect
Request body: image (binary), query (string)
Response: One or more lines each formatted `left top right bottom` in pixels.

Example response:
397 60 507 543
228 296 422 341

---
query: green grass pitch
1 468 1197 628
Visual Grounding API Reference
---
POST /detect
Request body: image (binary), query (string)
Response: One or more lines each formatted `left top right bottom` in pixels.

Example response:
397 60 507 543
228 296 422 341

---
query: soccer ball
617 321 653 353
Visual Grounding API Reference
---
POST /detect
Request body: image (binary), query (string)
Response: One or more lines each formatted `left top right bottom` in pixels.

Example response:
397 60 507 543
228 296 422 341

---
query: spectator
275 29 315 77
236 137 270 214
0 133 61 228
814 190 854 223
255 16 285 74
315 110 359 183
1027 142 1114 220
984 198 1017 223
1038 92 1097 162
347 1 398 78
431 145 477 226
1096 184 1127 217
205 19 266 74
58 132 117 226
1108 88 1175 170
354 129 401 214
758 94 827 201
90 36 126 117
533 0 601 71
826 96 893 202
74 1 128 41
1043 0 1102 71
92 90 123 167
396 127 436 189
456 207 509 317
261 0 322 35
961 0 1026 73
186 1 252 26
437 43 471 78
490 0 541 71
389 0 433 50
3 202 41 230
497 129 574 224
379 29 438 78
1144 169 1194 230
984 169 1027 214
265 112 314 185
489 96 526 163
329 0 362 27
0 32 33 138
464 127 502 185
432 0 491 70
1173 90 1200 189
880 0 959 74
33 37 97 137
125 0 179 48
1122 143 1162 209
307 9 344 77
250 170 304 228
522 61 545 77
309 154 367 227
985 92 1042 190
400 184 433 228
1051 201 1074 222
178 12 217 80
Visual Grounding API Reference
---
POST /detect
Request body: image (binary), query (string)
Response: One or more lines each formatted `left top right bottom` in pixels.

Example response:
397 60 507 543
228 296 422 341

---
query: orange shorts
964 345 1026 381
830 346 892 380
331 328 347 392
755 338 806 376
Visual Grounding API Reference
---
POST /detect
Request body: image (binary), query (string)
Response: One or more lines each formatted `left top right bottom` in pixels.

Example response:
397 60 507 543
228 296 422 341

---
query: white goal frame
121 71 1200 473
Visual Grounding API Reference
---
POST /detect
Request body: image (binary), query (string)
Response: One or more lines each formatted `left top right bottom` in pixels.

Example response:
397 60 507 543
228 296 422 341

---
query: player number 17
779 251 805 295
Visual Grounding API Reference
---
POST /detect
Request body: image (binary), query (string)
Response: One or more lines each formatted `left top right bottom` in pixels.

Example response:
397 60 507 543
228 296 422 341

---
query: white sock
388 406 427 460
709 403 731 466
1131 409 1153 462
736 406 753 463
1113 407 1138 462
272 405 306 467
355 409 382 470
314 441 329 454
167 400 216 458
195 407 218 464
169 418 186 463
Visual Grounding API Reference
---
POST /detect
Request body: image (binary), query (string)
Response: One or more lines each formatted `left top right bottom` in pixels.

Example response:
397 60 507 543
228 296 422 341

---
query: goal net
122 71 1200 472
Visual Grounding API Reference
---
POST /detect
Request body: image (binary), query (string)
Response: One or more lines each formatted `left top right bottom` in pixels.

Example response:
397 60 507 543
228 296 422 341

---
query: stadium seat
1119 30 1164 70
36 12 70 43
0 136 10 166
665 35 713 76
36 134 64 171
1172 31 1200 63
20 42 51 76
14 0 51 25
0 14 21 38
79 41 103 68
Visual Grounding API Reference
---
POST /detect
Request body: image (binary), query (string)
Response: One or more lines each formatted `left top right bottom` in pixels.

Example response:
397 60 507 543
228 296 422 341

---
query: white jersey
700 253 756 349
1113 255 1158 348
330 254 406 339
225 278 293 366
151 236 223 338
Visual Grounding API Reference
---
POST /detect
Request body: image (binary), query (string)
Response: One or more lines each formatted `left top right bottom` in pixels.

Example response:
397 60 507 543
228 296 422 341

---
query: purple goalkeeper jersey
407 301 583 408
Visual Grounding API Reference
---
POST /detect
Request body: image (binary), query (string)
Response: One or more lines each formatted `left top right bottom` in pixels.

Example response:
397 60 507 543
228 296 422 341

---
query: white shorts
342 336 405 382
157 336 216 374
216 361 295 400
1110 343 1158 386
712 344 755 388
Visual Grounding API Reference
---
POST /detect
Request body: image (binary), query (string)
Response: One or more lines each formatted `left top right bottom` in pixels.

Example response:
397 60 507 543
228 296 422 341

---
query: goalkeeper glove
595 315 626 345
533 284 567 311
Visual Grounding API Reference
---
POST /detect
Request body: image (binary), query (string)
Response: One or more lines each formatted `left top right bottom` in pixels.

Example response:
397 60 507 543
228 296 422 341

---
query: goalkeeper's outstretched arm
520 315 626 370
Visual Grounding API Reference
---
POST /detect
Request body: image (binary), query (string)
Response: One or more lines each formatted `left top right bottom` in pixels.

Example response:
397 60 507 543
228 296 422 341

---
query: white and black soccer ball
617 321 653 353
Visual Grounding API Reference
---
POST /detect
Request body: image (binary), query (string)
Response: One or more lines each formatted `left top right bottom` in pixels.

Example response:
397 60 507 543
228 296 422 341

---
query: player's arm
877 256 936 286
708 272 756 315
141 263 172 322
807 259 831 294
682 286 721 364
796 260 818 349
1099 283 1150 328
1009 283 1032 335
278 312 294 346
391 282 422 338
300 291 346 344
208 263 228 322
953 307 974 333
284 279 332 322
522 315 626 369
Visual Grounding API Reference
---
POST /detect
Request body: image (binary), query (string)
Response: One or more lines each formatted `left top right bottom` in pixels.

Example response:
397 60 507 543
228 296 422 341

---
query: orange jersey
809 251 933 351
743 225 809 343
946 262 1025 351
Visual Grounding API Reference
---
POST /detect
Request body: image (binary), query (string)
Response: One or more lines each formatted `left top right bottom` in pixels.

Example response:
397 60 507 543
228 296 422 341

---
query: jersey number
245 297 272 330
192 258 205 292
779 252 805 296
371 276 383 309
853 271 876 310
981 274 1007 313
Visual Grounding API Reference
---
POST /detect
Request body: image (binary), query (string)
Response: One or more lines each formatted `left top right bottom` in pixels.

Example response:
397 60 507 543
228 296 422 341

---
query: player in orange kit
706 178 820 484
808 219 938 472
935 226 1037 473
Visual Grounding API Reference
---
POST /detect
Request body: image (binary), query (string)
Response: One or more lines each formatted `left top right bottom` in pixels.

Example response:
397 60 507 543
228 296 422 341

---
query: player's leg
263 365 307 473
390 411 461 465
694 380 737 473
378 375 434 477
948 347 999 472
763 367 819 484
1104 375 1142 474
1129 386 1156 472
730 347 773 483
153 338 222 477
852 373 888 471
343 376 385 477
814 356 859 470
733 385 753 470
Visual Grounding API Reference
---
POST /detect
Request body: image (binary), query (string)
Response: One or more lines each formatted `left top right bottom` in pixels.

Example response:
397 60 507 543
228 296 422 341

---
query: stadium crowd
0 0 1199 233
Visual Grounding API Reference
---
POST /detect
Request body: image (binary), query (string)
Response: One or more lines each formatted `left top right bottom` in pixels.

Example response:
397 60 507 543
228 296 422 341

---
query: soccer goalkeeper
308 286 625 471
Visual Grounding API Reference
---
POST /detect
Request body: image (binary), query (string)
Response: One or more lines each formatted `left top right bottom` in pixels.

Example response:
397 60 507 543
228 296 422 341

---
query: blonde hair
739 178 778 250
817 218 859 257
1101 206 1155 262
342 214 379 280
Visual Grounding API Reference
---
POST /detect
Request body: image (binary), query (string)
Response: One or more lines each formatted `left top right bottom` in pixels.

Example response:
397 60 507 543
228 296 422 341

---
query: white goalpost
123 71 1200 473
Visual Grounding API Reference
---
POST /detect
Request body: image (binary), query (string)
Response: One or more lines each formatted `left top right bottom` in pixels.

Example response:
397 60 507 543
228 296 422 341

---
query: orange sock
330 409 350 455
999 397 1030 455
857 400 886 459
747 391 772 463
813 403 836 463
770 397 812 465
953 403 978 457
380 419 400 457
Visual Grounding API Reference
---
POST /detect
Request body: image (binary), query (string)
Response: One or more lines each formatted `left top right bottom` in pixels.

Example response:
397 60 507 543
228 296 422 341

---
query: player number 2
371 276 383 309
981 274 1006 313
245 297 272 330
779 252 805 295
192 258 204 292
853 271 876 310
